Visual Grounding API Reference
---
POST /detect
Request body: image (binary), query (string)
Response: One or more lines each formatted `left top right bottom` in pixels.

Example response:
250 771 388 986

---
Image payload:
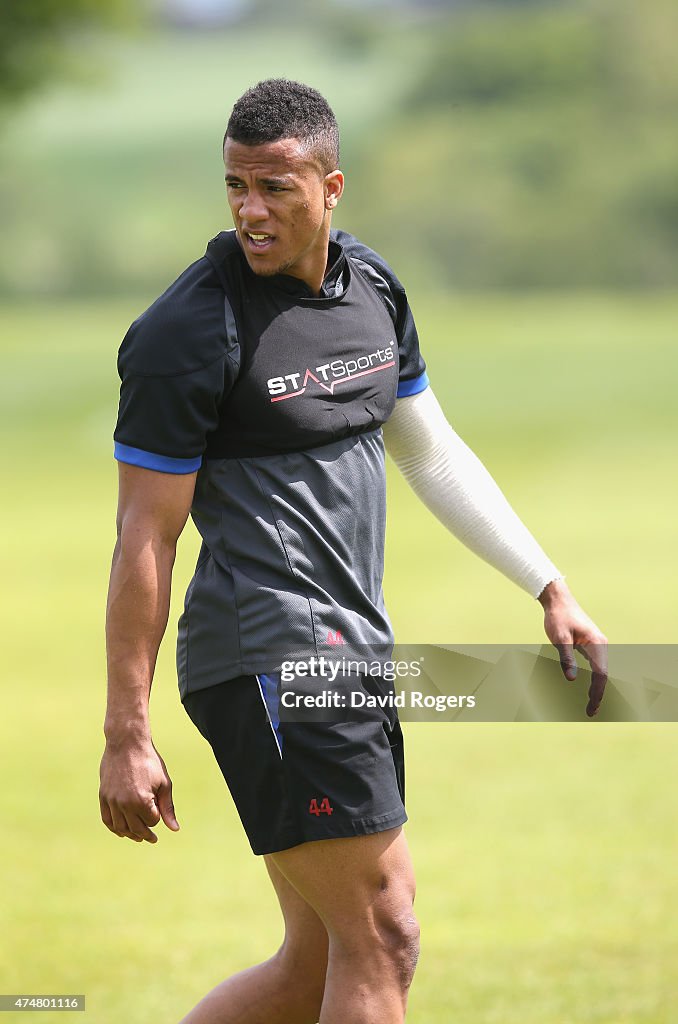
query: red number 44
309 797 334 816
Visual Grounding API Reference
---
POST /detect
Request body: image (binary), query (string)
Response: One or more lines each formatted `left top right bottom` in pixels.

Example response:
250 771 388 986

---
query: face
223 136 344 292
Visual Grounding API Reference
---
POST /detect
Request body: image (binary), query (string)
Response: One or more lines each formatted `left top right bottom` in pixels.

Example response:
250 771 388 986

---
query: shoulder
333 231 424 386
332 229 409 325
118 240 238 378
204 228 242 270
332 229 407 293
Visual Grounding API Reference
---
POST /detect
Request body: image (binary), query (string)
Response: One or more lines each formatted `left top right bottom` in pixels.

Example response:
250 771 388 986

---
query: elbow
115 513 178 567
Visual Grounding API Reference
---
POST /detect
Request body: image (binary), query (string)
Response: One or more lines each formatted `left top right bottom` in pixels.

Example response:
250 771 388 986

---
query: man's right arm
99 462 197 844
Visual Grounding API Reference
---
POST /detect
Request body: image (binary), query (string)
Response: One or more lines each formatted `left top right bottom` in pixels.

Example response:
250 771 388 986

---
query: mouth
243 231 275 252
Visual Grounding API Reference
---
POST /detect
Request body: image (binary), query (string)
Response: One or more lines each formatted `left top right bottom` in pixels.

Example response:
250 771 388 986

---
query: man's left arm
383 386 608 717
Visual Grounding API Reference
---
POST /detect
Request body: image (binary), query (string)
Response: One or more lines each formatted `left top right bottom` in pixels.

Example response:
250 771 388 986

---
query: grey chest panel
177 429 392 697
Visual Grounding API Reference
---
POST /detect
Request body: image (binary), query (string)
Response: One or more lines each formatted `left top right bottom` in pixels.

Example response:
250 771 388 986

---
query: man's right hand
102 463 195 844
99 736 180 844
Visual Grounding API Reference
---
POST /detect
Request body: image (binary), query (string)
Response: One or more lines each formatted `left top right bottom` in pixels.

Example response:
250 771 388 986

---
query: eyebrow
224 173 295 186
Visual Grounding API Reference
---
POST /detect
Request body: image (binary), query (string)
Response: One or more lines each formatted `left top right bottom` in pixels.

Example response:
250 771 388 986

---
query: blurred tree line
350 0 678 288
0 0 131 109
0 0 676 295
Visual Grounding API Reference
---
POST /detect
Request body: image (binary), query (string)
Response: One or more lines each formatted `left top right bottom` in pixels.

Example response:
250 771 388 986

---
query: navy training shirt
114 229 428 698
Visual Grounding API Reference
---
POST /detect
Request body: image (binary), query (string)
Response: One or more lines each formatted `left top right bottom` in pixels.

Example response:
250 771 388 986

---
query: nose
238 188 269 224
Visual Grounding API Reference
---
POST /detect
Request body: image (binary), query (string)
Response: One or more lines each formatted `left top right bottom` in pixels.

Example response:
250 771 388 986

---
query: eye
267 186 287 193
226 181 245 190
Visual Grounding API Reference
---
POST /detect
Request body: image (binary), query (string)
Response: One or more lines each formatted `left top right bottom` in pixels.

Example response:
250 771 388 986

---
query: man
100 79 607 1023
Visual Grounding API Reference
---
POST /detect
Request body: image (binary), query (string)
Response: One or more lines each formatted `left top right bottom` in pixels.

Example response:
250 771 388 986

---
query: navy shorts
182 672 407 855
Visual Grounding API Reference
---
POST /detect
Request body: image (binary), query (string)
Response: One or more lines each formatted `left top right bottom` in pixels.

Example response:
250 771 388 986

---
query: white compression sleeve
382 386 564 599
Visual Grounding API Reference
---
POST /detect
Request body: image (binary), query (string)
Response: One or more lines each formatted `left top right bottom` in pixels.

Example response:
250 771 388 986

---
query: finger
575 640 608 681
110 805 143 843
125 811 159 844
138 800 162 829
576 642 608 717
555 641 578 681
99 795 115 833
586 672 607 718
156 784 180 832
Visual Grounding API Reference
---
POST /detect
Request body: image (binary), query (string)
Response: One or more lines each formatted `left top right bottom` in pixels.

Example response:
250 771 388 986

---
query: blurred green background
1 1 677 1021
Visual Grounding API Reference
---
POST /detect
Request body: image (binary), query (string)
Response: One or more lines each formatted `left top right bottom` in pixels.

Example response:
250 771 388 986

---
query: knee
375 906 420 990
332 899 420 993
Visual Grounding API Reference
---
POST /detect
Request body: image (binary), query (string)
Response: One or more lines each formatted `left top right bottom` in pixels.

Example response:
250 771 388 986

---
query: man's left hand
538 579 608 718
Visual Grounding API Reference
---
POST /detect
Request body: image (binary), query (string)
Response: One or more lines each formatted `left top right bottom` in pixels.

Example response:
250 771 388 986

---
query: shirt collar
250 239 349 299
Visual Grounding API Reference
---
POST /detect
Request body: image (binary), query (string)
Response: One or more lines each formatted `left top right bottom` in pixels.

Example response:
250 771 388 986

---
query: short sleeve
113 258 239 474
114 358 229 473
389 278 428 399
334 230 428 399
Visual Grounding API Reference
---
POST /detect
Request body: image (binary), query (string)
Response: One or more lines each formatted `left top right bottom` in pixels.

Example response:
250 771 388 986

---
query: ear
324 170 344 211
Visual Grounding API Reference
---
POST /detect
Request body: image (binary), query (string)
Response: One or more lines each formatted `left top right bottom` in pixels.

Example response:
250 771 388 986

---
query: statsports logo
266 346 395 402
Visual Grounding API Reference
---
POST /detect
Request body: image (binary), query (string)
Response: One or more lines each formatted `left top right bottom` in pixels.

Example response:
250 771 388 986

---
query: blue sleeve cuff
397 371 429 398
114 442 202 475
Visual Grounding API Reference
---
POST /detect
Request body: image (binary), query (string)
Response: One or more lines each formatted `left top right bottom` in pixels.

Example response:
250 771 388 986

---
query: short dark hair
224 79 340 175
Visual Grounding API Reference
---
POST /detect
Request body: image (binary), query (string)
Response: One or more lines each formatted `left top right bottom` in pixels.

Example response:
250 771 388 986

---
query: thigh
182 674 302 855
270 827 416 937
264 855 329 955
277 671 407 842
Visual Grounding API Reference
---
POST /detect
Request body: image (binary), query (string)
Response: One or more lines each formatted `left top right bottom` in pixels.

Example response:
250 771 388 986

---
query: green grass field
1 293 677 1022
